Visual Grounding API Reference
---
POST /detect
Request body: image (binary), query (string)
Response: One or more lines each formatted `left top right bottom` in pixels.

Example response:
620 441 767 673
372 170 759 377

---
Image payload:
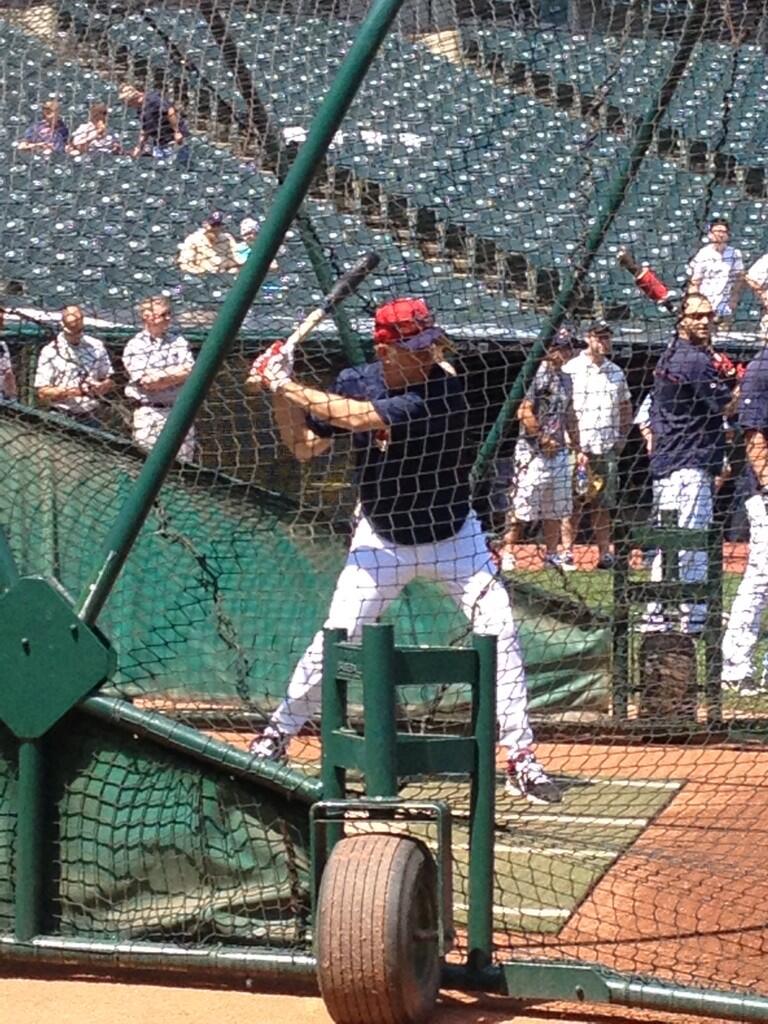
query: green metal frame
315 623 497 971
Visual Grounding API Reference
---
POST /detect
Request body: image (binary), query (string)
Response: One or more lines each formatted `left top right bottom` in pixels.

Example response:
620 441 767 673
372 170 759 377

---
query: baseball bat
282 250 380 357
617 247 677 313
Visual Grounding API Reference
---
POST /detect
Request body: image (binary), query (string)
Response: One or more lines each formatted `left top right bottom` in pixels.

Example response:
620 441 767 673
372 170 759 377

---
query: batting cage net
0 0 767 1009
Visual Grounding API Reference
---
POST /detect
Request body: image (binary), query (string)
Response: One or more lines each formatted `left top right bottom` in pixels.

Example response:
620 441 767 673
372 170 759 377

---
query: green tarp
0 409 611 715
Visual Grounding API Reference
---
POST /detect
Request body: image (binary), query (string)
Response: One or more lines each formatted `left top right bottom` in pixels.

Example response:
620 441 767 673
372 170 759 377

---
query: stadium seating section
1 6 768 330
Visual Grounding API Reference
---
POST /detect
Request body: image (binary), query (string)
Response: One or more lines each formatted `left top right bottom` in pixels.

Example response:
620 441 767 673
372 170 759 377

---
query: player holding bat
247 295 562 805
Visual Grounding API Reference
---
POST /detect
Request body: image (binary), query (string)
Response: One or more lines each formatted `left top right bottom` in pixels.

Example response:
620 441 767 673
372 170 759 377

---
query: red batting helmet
373 298 443 351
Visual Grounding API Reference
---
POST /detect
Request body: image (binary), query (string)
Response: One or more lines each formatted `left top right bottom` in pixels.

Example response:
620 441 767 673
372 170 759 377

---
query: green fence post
15 738 46 940
361 624 398 798
0 526 19 591
467 634 496 972
75 0 410 627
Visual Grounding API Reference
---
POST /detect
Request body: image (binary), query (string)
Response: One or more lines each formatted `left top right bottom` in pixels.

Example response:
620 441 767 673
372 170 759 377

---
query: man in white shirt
35 305 114 426
68 102 122 155
745 251 768 339
687 219 744 324
0 309 17 401
562 322 633 569
122 296 196 462
177 211 239 276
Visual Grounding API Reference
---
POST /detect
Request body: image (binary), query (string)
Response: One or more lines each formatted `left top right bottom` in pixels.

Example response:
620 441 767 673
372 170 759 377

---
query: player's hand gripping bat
247 251 380 391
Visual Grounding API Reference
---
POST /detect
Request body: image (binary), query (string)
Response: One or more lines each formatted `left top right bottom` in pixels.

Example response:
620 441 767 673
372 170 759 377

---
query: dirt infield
1 977 735 1024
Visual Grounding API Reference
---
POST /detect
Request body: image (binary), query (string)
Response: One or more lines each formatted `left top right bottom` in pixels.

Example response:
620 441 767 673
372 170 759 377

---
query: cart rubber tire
316 832 440 1024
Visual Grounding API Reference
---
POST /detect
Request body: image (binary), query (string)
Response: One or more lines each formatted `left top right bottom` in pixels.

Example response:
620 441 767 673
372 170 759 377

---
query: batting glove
251 339 294 378
258 354 292 393
248 340 294 392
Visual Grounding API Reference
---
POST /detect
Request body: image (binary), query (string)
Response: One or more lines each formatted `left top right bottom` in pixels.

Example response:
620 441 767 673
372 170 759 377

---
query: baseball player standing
721 345 768 695
642 291 735 634
122 296 196 462
34 305 114 426
246 298 562 804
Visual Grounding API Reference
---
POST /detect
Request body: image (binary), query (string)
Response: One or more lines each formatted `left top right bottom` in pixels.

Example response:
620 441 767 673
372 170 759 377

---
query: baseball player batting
247 296 561 805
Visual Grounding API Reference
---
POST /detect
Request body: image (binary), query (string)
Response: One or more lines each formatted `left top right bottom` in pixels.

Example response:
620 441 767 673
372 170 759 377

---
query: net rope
0 0 766 997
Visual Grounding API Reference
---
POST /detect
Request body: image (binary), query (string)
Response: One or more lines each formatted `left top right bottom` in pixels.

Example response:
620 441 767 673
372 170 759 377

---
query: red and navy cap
373 298 444 351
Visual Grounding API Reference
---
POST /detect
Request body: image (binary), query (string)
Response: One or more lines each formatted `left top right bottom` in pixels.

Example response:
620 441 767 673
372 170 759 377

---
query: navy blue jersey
738 349 768 498
307 361 472 545
140 91 189 147
649 338 732 479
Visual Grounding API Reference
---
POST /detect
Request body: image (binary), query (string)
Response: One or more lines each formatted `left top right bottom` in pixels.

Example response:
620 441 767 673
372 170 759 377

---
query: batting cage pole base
442 962 768 1023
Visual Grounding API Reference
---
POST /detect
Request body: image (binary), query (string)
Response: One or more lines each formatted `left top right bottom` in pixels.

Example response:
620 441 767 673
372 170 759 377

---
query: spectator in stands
687 219 744 326
122 296 196 462
0 310 17 402
68 102 122 156
498 328 581 572
744 250 768 338
234 216 279 270
641 290 737 634
34 305 114 427
17 99 69 154
178 211 240 276
235 217 259 265
118 83 189 162
561 322 633 570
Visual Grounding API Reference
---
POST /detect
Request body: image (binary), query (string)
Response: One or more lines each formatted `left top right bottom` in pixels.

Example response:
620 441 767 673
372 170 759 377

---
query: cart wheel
316 832 440 1024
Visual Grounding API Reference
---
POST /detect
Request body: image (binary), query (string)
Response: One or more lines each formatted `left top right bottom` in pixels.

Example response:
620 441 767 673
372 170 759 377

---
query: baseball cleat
505 751 562 805
722 678 763 698
249 727 290 761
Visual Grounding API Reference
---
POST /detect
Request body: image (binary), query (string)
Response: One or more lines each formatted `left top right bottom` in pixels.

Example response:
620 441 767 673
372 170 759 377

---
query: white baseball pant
132 406 196 464
722 494 768 683
646 468 712 633
268 510 534 756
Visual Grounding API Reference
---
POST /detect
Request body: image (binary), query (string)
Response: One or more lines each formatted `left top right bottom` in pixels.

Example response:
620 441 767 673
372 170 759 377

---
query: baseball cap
240 216 259 236
204 210 224 227
547 326 579 351
373 298 443 351
584 320 613 338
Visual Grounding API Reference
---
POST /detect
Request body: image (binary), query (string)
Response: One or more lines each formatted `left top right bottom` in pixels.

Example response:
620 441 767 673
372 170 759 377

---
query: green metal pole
197 0 368 365
76 0 408 626
15 739 46 940
294 210 369 366
469 0 708 489
83 694 322 804
0 526 19 591
467 634 496 972
361 624 398 797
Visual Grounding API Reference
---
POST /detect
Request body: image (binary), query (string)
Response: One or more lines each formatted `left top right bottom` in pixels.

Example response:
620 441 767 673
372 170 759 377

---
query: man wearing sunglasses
643 291 737 634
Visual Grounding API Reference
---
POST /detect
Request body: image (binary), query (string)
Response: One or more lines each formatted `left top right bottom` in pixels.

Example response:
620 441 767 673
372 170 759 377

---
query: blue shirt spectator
119 83 189 160
17 99 69 154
